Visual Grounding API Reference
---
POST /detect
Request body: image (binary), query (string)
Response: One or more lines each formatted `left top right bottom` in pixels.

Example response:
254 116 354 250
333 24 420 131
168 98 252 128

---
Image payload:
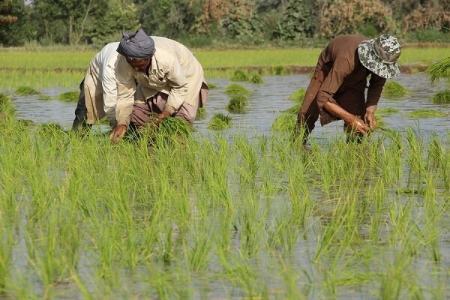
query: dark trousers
72 80 88 130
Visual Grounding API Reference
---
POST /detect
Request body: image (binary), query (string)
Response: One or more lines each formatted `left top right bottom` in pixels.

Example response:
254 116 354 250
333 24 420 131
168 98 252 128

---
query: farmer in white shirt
109 28 208 143
72 42 120 130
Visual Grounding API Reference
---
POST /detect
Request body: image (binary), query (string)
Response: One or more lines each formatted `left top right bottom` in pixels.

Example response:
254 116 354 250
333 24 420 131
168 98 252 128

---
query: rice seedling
431 89 450 104
196 107 206 120
225 83 250 96
376 107 399 116
227 94 249 113
0 93 15 115
58 91 79 102
272 112 296 132
408 109 447 119
427 56 450 82
288 87 306 104
230 69 248 81
0 102 448 298
383 81 408 99
15 86 40 96
248 73 263 84
208 113 232 130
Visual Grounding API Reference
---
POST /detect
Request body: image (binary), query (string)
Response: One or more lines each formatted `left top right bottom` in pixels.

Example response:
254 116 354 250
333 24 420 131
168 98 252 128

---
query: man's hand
156 110 172 125
347 116 370 134
364 106 377 130
109 124 127 143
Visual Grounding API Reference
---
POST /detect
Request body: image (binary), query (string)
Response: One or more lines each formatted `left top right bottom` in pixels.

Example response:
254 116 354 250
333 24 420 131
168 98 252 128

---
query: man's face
126 56 151 73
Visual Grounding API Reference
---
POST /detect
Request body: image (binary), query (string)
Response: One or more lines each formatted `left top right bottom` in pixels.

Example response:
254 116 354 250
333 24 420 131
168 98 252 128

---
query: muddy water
10 73 450 140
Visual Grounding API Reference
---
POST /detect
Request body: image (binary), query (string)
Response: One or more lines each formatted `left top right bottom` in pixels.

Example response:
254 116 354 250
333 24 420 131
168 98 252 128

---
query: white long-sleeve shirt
115 37 205 125
89 42 120 123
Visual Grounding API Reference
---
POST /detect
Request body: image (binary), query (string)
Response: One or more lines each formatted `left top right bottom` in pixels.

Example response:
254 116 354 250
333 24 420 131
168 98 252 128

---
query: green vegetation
208 113 232 130
225 84 250 96
0 93 15 116
0 117 448 298
289 88 306 104
227 95 249 113
196 107 207 120
432 90 450 104
428 57 450 82
59 91 79 102
15 86 39 96
0 48 448 90
408 109 448 119
376 107 400 116
383 81 408 99
230 70 248 82
272 112 297 132
249 73 263 84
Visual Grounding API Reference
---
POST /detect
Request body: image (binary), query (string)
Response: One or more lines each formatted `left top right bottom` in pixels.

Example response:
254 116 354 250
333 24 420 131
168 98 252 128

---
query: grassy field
0 97 448 298
0 47 448 89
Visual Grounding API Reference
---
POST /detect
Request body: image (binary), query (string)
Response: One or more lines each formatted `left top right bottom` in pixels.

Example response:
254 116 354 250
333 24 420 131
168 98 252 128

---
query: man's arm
364 74 386 129
323 101 369 134
110 58 136 143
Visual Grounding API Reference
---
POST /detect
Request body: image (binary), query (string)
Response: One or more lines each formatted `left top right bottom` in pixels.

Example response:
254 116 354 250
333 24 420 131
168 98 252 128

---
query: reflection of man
296 34 401 143
109 29 208 143
72 42 120 130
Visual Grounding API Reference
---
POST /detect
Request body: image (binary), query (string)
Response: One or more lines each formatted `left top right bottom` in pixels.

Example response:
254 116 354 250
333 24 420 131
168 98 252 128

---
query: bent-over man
296 34 401 143
72 42 121 130
109 29 208 143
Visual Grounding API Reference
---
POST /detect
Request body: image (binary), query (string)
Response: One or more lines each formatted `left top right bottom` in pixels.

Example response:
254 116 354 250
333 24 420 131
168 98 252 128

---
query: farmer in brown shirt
296 34 401 142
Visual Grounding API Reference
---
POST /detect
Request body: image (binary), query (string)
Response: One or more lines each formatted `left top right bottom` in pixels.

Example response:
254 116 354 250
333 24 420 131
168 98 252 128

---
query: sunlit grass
0 116 447 298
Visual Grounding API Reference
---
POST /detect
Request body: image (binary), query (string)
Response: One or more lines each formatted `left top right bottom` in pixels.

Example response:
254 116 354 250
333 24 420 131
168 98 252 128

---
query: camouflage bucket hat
358 34 401 79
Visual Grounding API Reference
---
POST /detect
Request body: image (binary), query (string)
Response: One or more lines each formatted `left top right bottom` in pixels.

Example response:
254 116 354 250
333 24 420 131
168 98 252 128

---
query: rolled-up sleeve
115 60 136 126
316 58 351 111
165 58 188 113
366 74 386 107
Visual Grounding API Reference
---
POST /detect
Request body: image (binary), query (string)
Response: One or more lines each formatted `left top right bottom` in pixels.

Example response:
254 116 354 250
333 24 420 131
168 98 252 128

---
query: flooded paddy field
0 73 449 299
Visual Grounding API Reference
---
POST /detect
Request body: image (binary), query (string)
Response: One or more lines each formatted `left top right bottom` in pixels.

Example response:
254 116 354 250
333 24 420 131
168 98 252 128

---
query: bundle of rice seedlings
208 113 232 130
249 73 263 84
383 81 407 99
227 94 248 113
225 84 250 96
15 86 39 96
59 91 79 102
431 90 450 104
230 70 248 81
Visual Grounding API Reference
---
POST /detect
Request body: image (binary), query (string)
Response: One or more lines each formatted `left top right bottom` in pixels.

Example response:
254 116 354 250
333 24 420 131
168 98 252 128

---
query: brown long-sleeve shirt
312 35 386 118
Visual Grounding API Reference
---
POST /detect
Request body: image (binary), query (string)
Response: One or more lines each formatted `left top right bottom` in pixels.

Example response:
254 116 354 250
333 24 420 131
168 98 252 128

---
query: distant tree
0 0 30 46
272 0 317 40
318 0 395 38
139 0 203 38
29 0 139 45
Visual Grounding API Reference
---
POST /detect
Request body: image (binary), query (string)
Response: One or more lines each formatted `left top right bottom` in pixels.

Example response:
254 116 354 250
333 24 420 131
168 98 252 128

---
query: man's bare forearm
323 101 356 123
